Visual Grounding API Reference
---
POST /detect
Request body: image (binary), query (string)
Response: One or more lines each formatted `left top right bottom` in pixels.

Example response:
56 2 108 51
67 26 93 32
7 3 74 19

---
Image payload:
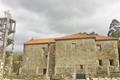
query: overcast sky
0 0 120 51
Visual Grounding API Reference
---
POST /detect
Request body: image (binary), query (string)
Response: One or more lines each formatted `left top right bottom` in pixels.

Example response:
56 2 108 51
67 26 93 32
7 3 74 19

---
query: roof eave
55 37 95 41
24 42 55 45
96 39 118 41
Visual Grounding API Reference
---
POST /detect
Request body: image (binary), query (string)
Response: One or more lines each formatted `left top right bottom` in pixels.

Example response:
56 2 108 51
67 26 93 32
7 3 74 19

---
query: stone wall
22 43 56 77
55 38 97 76
21 38 120 78
96 40 119 76
55 39 119 77
22 44 48 75
96 40 119 67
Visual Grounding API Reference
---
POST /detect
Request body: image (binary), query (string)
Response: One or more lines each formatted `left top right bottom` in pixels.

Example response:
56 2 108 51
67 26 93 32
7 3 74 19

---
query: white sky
1 0 120 51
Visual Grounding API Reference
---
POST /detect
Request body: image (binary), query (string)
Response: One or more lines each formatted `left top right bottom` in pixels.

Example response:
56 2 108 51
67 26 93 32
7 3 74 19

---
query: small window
45 55 48 58
43 69 47 74
42 47 46 51
99 60 102 66
96 44 102 51
80 65 83 69
76 74 86 79
109 59 114 66
71 43 77 48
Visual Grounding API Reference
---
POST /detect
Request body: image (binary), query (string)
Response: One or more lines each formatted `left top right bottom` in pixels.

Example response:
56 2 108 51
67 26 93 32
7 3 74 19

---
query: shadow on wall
118 40 120 65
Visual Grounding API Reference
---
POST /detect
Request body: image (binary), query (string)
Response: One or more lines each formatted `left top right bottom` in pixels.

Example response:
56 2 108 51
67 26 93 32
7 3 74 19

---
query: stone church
21 33 120 79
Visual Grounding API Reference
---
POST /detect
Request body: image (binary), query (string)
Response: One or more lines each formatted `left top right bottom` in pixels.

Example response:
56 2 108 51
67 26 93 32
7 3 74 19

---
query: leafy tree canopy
78 32 99 35
108 19 120 37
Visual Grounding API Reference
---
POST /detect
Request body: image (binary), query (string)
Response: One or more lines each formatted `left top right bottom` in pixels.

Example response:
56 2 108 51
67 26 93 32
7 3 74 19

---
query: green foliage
108 19 120 37
89 32 99 35
13 53 22 62
78 32 99 35
12 52 23 75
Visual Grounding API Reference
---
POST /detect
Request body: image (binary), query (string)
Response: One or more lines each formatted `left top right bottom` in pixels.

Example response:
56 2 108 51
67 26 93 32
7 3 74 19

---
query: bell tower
0 11 16 78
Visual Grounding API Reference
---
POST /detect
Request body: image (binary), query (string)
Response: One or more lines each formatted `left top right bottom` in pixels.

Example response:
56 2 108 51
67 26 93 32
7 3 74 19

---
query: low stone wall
2 78 48 80
3 79 24 80
93 78 120 80
2 77 120 80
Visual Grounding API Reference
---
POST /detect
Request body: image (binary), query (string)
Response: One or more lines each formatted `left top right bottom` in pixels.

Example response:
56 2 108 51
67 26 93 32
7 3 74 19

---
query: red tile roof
24 33 118 45
56 33 118 41
95 36 118 41
24 38 55 45
56 33 95 40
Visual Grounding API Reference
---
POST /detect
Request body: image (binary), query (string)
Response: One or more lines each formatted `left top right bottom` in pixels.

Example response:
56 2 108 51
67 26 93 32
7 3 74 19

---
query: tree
108 19 120 37
78 32 99 35
89 32 99 35
12 53 23 75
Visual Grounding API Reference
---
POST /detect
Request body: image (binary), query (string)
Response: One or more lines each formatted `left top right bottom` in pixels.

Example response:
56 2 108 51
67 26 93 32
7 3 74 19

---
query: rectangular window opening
99 60 102 66
45 55 48 58
80 65 83 69
76 74 86 79
109 59 114 66
43 69 47 75
71 43 77 48
96 44 102 51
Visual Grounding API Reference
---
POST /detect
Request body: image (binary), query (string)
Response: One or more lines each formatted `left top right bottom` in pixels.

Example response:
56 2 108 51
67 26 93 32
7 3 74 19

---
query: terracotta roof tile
56 33 118 41
24 38 55 45
56 33 95 40
24 33 118 45
95 36 118 41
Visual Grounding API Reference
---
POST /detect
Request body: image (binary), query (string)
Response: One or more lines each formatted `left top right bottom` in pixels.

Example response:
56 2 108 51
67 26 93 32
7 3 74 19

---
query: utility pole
0 11 16 78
